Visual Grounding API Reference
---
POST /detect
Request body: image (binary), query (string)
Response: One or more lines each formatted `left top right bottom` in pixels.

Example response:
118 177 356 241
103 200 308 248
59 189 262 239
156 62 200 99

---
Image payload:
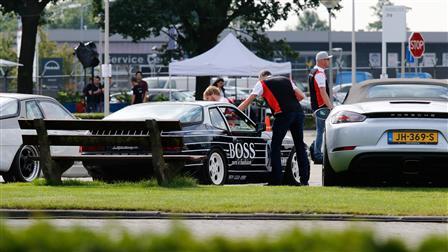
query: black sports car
82 101 303 185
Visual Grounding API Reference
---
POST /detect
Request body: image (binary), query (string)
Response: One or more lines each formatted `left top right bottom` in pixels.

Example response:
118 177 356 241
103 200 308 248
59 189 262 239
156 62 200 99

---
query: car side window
219 106 255 132
209 108 228 130
38 100 73 120
25 101 43 119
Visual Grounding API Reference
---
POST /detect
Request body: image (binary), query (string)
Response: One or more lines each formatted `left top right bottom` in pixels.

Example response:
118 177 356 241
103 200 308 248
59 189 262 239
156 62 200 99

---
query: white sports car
323 79 448 186
0 93 78 182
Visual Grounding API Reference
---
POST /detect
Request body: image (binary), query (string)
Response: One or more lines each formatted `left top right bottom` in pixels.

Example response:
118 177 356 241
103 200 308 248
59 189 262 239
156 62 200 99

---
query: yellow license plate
388 131 438 144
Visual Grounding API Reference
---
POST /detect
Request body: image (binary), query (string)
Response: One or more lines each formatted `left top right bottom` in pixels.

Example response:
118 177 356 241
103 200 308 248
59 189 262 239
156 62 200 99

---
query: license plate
388 131 438 144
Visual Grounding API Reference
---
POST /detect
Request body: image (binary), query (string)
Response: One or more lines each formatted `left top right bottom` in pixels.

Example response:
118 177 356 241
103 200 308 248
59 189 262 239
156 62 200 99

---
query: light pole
103 0 110 115
320 0 340 101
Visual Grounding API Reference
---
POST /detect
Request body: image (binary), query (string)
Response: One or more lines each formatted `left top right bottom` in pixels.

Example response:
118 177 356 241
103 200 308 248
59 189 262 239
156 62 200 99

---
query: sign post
409 32 425 75
382 6 407 79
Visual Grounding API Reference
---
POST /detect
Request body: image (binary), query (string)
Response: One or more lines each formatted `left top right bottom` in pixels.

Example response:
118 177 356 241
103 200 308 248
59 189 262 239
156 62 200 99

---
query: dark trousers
271 111 310 184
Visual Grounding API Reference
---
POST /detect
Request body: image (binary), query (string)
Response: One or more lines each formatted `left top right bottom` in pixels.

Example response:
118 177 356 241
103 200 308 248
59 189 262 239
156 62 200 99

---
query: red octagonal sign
409 32 425 58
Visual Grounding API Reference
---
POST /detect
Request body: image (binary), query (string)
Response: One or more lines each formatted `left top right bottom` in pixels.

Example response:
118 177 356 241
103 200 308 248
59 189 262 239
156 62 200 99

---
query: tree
366 0 393 31
0 0 58 94
45 0 97 29
295 10 328 31
93 0 324 100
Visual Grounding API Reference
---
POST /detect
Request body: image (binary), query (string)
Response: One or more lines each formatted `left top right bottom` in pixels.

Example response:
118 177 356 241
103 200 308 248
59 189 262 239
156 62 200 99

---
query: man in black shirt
238 70 310 185
83 76 102 112
131 77 144 104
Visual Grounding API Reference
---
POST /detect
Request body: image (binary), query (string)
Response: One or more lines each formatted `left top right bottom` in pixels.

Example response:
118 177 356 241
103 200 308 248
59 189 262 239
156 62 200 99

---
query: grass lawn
0 179 447 216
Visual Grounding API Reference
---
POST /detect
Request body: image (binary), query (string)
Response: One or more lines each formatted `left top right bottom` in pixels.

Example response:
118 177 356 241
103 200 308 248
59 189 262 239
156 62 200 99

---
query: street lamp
320 0 340 101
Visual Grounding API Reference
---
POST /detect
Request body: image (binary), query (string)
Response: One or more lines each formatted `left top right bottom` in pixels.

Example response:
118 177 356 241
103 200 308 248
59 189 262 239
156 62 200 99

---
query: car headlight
331 111 366 124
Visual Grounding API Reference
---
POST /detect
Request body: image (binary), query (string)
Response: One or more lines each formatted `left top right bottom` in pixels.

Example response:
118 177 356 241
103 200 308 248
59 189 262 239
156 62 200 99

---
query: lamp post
103 0 110 115
320 0 340 101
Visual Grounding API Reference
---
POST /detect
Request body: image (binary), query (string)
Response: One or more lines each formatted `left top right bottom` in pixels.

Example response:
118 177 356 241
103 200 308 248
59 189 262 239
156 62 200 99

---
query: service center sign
409 32 425 58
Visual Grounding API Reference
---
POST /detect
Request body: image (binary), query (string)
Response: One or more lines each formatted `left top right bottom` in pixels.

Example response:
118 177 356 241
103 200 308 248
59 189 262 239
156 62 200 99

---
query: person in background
95 76 104 112
203 86 229 102
83 76 102 113
135 71 148 102
238 70 310 186
308 51 334 165
212 77 226 98
131 77 144 104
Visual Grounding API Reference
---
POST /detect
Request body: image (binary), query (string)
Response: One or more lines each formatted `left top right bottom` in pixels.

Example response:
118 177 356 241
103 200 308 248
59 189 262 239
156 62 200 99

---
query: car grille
365 112 448 119
90 129 149 136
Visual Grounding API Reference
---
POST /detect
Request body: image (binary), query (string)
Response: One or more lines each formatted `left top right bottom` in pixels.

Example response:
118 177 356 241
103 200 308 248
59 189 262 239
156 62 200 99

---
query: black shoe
309 142 316 161
300 182 309 186
313 158 323 165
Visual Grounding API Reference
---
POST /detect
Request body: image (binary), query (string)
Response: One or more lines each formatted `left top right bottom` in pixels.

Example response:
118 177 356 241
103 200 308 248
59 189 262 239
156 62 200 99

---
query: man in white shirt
308 51 334 164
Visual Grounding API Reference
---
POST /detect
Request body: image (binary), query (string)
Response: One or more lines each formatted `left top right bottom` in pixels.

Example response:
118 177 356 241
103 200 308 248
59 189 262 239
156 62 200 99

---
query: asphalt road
3 219 447 248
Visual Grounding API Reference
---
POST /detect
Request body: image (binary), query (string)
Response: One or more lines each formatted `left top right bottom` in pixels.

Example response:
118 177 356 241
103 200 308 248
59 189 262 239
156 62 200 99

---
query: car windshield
107 104 203 124
367 84 448 100
0 97 19 118
147 80 175 89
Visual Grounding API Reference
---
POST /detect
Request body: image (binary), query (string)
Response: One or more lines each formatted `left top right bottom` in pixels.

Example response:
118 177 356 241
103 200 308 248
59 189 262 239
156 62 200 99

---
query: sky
271 0 448 32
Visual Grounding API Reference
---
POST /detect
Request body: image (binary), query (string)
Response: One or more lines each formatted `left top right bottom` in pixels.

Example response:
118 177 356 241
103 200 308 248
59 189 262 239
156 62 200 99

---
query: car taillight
331 111 366 124
162 146 182 152
333 146 356 152
80 146 105 153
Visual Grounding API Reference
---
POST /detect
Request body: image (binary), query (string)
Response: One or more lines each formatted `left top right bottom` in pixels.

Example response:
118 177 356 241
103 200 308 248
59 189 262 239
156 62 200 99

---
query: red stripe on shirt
261 80 282 114
313 71 326 108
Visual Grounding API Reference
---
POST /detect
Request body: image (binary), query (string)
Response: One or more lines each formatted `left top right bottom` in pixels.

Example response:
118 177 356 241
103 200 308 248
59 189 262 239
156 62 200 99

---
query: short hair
212 78 224 86
131 77 138 83
135 71 143 76
203 86 221 97
94 75 101 80
258 70 271 80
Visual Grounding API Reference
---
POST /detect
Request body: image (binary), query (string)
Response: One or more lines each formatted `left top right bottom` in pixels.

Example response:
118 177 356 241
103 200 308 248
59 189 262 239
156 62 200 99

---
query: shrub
74 113 104 119
1 222 446 252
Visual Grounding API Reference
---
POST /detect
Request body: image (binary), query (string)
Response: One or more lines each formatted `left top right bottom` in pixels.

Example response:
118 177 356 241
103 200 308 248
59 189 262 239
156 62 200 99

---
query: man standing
135 71 148 102
238 70 310 186
83 76 103 113
131 77 144 104
309 51 334 164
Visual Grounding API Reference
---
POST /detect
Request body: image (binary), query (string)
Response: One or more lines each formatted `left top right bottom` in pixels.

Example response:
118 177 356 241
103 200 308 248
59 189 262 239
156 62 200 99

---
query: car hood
335 100 448 114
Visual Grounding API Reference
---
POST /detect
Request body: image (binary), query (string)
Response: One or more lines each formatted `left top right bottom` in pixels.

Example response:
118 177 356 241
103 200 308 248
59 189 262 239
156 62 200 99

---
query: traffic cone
265 115 272 131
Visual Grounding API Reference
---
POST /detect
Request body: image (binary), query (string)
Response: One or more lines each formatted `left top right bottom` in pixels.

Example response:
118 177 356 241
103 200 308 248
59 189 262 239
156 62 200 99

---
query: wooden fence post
33 119 62 185
146 119 170 185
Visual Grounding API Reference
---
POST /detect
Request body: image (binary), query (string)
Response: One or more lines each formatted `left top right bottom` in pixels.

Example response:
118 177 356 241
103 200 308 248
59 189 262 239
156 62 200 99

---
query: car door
218 105 268 172
37 99 79 156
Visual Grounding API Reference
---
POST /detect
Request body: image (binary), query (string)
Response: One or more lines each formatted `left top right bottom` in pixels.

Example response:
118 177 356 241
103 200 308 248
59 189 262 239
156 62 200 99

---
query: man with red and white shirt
309 51 334 164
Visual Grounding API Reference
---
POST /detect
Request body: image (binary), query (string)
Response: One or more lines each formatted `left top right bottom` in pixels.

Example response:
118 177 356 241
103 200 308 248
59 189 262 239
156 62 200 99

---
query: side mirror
256 123 266 133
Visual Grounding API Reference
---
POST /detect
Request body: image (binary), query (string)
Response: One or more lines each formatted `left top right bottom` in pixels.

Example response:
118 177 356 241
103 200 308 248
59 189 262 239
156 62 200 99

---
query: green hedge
1 222 446 252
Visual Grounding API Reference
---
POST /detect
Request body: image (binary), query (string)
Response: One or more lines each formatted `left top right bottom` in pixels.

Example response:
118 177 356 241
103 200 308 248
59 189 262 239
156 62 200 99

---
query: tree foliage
0 0 59 94
366 0 394 31
295 10 328 31
92 0 326 99
45 0 98 29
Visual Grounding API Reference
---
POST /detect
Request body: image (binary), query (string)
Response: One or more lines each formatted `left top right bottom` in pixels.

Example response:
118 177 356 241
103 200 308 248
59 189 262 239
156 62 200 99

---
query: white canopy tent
168 33 291 77
0 59 23 67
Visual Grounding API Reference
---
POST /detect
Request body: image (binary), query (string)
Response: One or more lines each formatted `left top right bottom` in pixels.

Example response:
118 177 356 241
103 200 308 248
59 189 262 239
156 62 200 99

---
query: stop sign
409 32 425 58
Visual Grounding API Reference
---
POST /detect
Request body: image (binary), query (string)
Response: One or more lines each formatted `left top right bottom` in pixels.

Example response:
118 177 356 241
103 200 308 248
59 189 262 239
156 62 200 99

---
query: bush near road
1 222 446 252
1 180 447 216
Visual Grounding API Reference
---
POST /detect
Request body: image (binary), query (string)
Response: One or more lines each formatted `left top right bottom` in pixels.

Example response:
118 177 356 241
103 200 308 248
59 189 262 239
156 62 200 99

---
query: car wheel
284 148 301 186
322 145 340 186
201 148 227 185
3 145 41 183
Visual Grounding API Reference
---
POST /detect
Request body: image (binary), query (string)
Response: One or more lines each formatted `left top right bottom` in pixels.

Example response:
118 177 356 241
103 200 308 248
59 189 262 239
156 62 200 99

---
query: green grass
0 180 447 216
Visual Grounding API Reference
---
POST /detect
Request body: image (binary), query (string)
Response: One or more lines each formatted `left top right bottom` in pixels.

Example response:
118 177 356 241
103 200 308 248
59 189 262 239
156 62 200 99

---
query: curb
1 209 446 223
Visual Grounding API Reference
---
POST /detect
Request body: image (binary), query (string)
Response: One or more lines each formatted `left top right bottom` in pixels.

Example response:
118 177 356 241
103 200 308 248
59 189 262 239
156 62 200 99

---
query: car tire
284 148 301 186
3 145 41 183
200 148 228 185
322 145 340 186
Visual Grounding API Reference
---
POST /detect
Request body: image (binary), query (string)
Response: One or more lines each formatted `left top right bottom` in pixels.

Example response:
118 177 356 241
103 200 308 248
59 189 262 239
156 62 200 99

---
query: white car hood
336 100 448 114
